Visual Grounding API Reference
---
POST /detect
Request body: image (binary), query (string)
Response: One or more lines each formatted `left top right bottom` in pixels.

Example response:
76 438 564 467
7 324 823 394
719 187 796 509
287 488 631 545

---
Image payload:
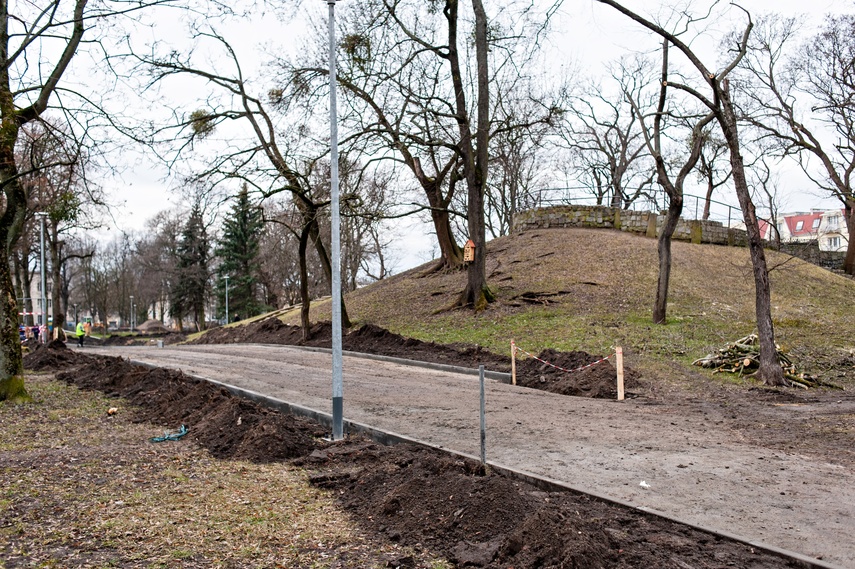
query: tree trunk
844 200 854 275
306 209 352 329
49 222 65 335
719 92 784 386
298 225 311 342
702 176 714 221
0 176 28 400
0 131 29 400
423 179 463 270
449 0 493 310
653 197 682 323
0 254 26 401
609 183 624 209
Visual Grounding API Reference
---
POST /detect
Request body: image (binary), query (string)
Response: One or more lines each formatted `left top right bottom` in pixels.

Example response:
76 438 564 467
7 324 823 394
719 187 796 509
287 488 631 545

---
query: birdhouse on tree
463 239 476 262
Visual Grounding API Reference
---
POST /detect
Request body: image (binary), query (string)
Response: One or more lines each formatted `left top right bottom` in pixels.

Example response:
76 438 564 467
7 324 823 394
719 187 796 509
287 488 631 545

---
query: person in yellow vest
76 320 85 347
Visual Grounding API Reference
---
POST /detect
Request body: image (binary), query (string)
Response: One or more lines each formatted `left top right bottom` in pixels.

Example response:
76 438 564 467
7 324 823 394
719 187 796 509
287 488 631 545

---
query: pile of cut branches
693 334 840 389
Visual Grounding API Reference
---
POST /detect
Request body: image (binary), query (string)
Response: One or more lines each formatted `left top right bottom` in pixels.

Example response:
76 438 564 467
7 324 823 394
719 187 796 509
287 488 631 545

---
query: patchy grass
291 227 855 387
0 374 446 568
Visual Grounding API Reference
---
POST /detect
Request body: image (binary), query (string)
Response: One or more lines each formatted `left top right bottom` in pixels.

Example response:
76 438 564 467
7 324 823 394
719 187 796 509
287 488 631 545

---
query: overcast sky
100 0 852 271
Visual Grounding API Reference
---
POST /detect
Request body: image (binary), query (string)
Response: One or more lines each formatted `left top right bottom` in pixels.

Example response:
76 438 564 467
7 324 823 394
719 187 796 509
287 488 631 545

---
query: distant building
761 209 849 252
19 270 53 326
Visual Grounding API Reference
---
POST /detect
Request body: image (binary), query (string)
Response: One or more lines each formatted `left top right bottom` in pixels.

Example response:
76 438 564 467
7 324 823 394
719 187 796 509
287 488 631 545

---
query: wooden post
616 346 625 401
511 340 517 385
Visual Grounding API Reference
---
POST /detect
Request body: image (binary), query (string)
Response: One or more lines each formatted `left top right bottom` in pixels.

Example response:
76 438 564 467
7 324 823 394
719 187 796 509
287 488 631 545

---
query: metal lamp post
224 275 230 324
35 212 47 343
327 0 344 441
129 295 134 332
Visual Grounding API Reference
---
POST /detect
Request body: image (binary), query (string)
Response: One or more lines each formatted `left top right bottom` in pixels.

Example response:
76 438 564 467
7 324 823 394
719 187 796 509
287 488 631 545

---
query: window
829 236 841 249
795 221 804 231
828 216 840 229
812 218 821 229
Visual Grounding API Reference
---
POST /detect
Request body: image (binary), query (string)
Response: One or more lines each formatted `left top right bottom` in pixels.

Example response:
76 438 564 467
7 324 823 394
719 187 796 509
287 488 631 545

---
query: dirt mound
192 318 637 398
23 340 94 371
344 323 511 370
100 332 185 346
193 317 304 345
136 319 171 333
296 439 793 568
57 357 326 462
517 348 641 398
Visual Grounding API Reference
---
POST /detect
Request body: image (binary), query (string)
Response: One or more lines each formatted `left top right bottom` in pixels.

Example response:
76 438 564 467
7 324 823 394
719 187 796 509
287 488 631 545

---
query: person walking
76 320 86 347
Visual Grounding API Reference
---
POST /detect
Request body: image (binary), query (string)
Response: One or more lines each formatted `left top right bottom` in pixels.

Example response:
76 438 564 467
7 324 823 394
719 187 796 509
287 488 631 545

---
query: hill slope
291 227 855 388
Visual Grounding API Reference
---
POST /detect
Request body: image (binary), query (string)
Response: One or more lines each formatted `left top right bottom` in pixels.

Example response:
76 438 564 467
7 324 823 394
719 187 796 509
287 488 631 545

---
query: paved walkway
85 344 854 567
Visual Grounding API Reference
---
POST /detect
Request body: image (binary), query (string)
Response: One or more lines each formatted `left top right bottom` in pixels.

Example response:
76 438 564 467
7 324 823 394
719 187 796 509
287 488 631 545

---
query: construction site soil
191 318 642 399
23 339 818 568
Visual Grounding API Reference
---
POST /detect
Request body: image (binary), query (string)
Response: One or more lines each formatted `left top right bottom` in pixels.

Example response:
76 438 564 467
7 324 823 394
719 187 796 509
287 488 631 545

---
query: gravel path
86 343 854 567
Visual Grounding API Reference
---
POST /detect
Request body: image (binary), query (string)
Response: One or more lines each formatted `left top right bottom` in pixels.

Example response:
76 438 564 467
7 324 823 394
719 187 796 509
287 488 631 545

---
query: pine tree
215 185 266 321
174 204 210 331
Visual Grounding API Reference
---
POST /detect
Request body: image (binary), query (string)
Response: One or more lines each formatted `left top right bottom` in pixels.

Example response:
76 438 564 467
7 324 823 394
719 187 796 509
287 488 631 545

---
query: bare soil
192 319 642 399
21 341 836 568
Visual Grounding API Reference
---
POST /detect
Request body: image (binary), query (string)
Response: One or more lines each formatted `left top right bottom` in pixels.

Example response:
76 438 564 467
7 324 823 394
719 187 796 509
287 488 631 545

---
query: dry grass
292 227 855 388
0 374 448 568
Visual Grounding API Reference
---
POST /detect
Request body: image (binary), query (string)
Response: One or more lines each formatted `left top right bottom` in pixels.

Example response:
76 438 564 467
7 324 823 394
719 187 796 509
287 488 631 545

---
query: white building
19 270 53 326
760 209 849 252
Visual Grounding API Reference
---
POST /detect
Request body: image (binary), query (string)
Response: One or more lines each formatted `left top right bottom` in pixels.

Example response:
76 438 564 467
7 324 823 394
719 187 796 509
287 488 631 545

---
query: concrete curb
129 358 843 569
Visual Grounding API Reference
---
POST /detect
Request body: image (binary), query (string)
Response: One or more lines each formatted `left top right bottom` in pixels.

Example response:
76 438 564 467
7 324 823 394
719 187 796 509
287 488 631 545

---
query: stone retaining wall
512 205 749 247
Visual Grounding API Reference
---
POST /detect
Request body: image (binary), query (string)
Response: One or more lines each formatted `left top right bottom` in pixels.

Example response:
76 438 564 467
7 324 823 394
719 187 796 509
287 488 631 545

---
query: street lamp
224 275 230 324
35 212 47 344
327 0 344 441
73 303 78 326
129 295 134 332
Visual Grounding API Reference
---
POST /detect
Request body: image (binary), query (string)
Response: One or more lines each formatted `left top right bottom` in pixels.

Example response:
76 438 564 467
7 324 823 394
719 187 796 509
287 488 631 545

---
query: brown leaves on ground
0 373 442 568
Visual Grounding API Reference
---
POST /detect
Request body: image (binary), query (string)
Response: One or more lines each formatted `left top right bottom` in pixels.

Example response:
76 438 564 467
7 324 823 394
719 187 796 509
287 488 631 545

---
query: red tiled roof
784 212 823 236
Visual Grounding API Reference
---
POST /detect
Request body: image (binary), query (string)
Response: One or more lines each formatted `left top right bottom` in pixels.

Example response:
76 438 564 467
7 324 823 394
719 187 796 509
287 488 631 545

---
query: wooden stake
616 346 625 401
511 340 517 385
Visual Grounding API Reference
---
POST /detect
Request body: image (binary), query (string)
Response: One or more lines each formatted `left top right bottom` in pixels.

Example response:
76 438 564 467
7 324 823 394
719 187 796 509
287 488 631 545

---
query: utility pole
35 212 47 343
327 0 344 441
224 275 230 324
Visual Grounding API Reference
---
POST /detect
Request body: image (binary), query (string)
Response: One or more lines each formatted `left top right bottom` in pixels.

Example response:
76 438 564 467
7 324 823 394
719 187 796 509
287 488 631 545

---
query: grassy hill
279 227 855 388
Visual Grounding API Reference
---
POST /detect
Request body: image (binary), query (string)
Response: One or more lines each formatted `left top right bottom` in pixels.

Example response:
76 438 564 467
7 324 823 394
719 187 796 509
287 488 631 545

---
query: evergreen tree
215 185 266 321
174 204 210 331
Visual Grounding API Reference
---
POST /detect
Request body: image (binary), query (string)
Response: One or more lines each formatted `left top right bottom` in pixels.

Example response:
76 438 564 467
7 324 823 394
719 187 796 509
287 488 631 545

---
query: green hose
150 425 189 442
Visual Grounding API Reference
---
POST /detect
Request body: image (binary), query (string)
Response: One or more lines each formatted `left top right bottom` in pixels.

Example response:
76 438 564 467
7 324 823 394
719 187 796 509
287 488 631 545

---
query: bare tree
18 121 104 335
291 0 559 276
559 57 657 208
695 128 732 220
452 0 493 310
627 40 714 324
749 156 784 248
594 0 785 385
737 14 855 274
486 84 560 238
136 29 354 337
291 0 467 271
